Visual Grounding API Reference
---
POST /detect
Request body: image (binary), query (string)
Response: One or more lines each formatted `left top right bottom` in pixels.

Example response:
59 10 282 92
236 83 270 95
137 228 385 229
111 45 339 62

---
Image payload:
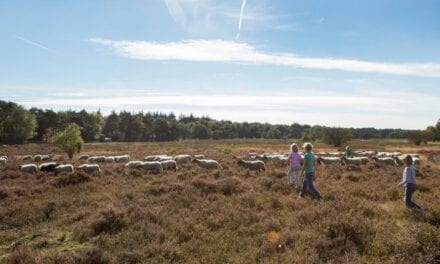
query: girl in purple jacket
287 143 302 191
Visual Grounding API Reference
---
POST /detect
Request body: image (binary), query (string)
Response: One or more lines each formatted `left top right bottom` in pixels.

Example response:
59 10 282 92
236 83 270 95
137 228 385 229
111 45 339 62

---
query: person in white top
398 155 424 213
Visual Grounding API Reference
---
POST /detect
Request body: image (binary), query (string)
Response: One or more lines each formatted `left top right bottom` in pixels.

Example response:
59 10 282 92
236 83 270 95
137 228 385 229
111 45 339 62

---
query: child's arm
398 168 408 186
301 158 307 176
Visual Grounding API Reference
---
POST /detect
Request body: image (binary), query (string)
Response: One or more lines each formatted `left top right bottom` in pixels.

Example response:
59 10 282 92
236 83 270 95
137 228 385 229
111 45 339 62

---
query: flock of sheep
244 150 421 167
0 149 421 175
1 153 222 174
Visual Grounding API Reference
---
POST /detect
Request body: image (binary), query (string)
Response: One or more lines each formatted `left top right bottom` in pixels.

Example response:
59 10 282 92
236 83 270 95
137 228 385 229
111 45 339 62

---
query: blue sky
1 0 439 129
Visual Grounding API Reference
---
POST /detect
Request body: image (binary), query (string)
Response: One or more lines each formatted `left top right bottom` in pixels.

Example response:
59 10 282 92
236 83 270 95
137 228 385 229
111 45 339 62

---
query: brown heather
0 139 439 263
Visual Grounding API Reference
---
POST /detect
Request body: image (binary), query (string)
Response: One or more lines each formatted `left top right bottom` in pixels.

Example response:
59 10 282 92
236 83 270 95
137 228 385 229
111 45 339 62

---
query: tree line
0 100 438 145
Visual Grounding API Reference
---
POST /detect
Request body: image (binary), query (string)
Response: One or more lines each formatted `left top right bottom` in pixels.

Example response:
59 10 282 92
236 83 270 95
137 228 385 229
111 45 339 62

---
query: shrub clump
50 173 91 188
91 209 126 235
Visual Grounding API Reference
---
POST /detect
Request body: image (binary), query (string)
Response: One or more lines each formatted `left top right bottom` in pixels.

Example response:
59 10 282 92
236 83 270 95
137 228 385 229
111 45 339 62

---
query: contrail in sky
14 35 52 52
236 0 247 40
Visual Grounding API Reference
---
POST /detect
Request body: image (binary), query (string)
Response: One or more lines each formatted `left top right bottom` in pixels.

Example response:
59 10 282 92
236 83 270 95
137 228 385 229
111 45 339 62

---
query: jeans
404 183 421 209
287 165 301 188
299 172 322 199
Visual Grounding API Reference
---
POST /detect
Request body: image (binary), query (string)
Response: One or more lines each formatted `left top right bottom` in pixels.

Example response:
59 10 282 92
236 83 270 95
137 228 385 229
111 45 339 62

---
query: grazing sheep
328 152 344 157
138 161 163 173
413 157 421 165
79 155 89 161
0 157 7 166
0 155 8 161
342 157 369 165
105 157 115 163
19 164 38 173
192 159 222 169
358 157 369 165
55 164 74 174
41 155 52 161
318 156 342 165
88 156 106 163
33 155 43 162
125 161 143 170
77 164 101 174
395 155 421 166
193 154 205 159
394 156 405 166
143 155 172 162
372 157 397 166
161 160 178 171
174 154 192 164
358 151 376 156
22 155 33 161
115 155 130 163
237 160 265 171
39 162 58 172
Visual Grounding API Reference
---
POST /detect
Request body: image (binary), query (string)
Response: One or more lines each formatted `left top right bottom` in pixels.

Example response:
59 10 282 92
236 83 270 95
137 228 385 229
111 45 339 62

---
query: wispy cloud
14 35 52 52
236 0 247 40
164 0 186 25
90 38 440 77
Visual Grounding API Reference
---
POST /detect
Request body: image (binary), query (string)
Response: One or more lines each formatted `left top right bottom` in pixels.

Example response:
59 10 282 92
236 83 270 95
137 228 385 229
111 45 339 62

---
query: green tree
322 127 353 147
102 111 121 141
48 123 84 159
192 122 211 139
0 102 36 144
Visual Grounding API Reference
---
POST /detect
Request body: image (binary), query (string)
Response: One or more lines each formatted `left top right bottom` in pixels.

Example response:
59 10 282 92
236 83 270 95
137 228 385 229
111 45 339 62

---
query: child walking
299 142 322 200
398 155 424 213
287 143 302 191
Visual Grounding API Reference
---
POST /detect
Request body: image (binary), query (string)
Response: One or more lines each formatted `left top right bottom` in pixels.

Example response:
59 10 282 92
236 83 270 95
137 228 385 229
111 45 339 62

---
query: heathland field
0 139 439 263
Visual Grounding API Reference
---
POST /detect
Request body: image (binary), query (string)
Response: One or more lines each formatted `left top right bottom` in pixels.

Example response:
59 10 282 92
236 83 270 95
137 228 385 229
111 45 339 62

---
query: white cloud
90 38 440 77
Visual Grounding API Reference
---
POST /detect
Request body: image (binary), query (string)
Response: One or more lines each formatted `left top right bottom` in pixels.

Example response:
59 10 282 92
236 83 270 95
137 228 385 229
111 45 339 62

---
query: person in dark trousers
398 155 425 214
298 142 322 200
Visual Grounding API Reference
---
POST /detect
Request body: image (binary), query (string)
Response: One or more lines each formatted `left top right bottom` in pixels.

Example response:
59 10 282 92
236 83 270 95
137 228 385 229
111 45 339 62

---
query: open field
0 139 439 263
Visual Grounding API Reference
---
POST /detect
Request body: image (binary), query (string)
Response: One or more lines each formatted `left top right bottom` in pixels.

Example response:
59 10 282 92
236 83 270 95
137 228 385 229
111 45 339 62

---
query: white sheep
88 156 106 163
38 162 58 172
79 155 89 161
105 157 115 163
144 155 172 162
318 156 342 165
19 164 38 173
161 160 178 171
395 155 421 166
237 159 265 171
341 157 368 166
192 159 222 169
0 157 7 166
41 155 52 161
174 154 192 164
193 154 205 159
372 157 397 166
55 164 74 174
138 161 163 173
115 155 130 163
125 161 143 170
77 164 101 174
22 155 33 161
33 155 43 162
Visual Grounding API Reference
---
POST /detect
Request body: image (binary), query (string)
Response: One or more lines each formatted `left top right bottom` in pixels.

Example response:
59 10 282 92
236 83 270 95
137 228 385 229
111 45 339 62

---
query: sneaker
297 195 304 199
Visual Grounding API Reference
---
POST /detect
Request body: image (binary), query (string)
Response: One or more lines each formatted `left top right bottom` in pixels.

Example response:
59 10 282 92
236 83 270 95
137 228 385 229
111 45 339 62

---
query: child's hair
290 143 298 152
404 155 413 166
303 142 313 151
345 146 350 150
